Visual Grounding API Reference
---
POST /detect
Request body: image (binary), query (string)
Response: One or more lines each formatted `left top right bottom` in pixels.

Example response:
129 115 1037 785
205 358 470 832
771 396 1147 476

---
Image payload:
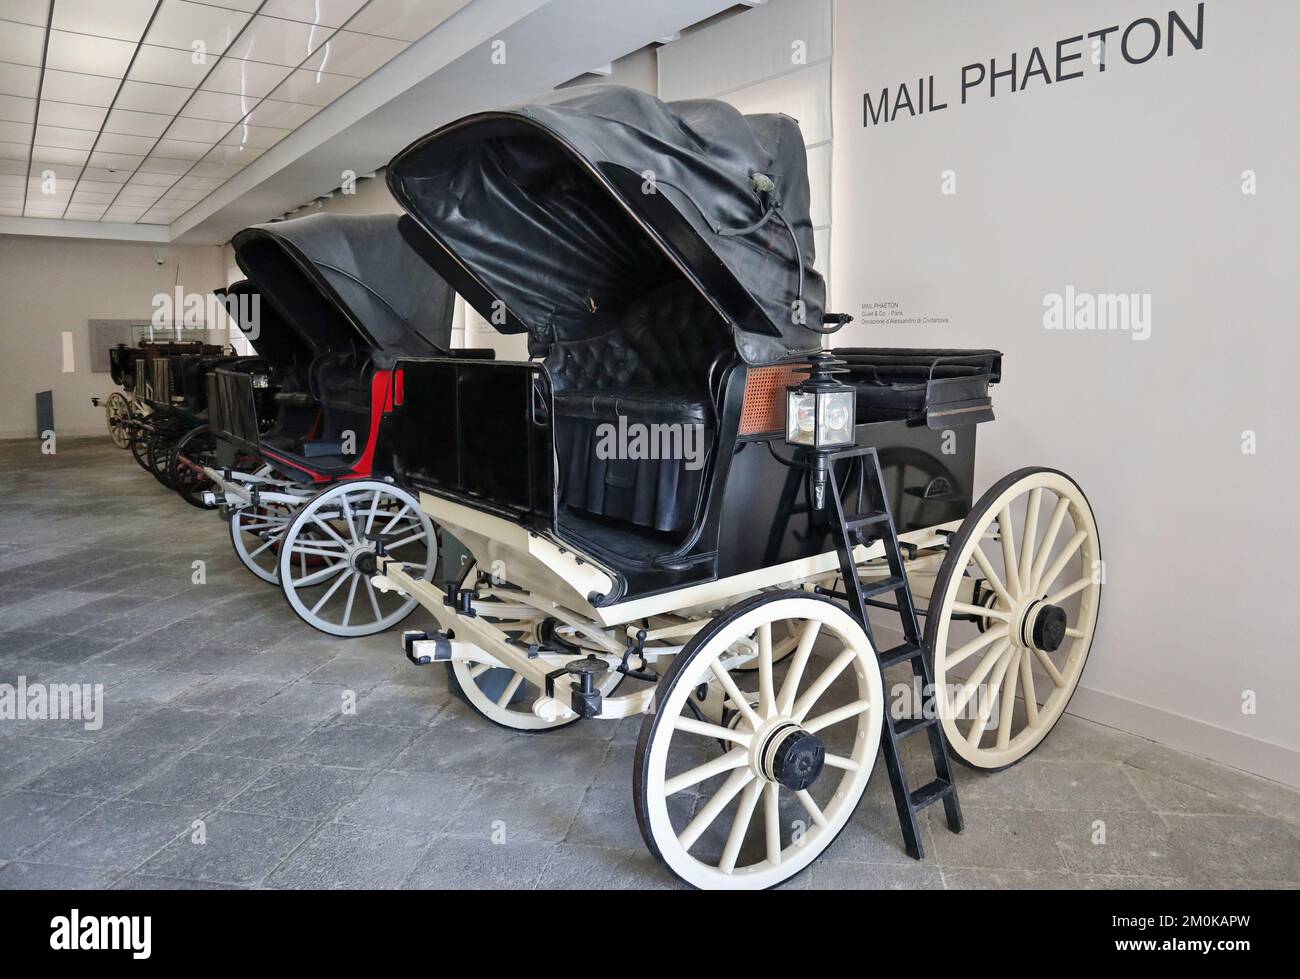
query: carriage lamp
786 353 856 508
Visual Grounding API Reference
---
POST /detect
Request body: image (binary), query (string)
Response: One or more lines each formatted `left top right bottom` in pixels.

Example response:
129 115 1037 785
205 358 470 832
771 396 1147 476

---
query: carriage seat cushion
552 389 711 426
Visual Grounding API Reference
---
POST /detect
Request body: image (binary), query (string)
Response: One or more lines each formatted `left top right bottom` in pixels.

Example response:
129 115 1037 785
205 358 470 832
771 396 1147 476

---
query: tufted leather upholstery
546 280 729 406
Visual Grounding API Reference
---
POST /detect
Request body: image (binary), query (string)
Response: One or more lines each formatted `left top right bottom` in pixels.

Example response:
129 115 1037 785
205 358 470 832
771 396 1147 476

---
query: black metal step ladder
819 445 963 859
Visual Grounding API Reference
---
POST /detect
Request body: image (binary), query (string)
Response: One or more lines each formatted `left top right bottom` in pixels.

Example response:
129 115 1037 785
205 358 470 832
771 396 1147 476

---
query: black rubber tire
923 466 1101 774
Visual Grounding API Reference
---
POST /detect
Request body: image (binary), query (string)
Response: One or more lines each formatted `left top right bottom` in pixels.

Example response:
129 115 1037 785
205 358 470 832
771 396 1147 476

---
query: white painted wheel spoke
719 778 763 874
951 601 1010 622
795 789 828 828
971 545 1015 608
711 663 762 730
380 504 412 535
1019 646 1040 727
1047 576 1091 606
792 646 857 721
663 747 748 797
293 560 348 588
340 494 359 545
756 622 775 718
776 619 821 715
469 662 493 680
823 753 860 772
308 515 350 548
763 783 781 866
496 673 524 709
803 698 871 734
944 623 1009 671
1019 487 1042 593
1032 645 1066 687
996 648 1019 749
386 531 427 551
967 645 1015 747
998 506 1020 598
311 564 353 614
248 536 280 559
1064 626 1084 639
1036 529 1087 594
678 768 753 851
1029 496 1070 589
364 577 383 621
952 639 1011 717
342 573 359 627
364 490 381 535
672 716 753 747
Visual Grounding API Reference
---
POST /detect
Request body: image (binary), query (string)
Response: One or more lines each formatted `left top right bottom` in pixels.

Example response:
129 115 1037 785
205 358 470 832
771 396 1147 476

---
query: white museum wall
0 236 227 439
830 0 1299 782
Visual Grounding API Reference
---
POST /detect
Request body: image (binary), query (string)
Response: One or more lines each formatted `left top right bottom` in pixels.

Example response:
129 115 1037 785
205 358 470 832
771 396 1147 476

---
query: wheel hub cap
758 721 826 791
352 550 378 575
1018 598 1067 652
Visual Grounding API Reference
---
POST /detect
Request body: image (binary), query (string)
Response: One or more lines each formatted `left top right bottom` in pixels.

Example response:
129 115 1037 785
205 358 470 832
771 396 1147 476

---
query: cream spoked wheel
106 392 131 448
635 592 883 889
925 468 1101 771
278 480 436 637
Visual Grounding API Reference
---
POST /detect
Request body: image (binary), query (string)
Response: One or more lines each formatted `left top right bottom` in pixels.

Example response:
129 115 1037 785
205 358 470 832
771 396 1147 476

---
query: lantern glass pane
816 389 856 447
787 389 817 446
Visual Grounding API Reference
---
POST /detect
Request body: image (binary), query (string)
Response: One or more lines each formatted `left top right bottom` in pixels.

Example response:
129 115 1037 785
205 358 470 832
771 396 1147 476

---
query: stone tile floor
1 437 1297 889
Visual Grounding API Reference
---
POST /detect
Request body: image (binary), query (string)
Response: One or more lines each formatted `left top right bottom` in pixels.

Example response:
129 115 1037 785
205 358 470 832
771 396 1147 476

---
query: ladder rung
861 576 905 598
894 714 938 738
845 512 890 531
878 642 923 668
910 778 954 810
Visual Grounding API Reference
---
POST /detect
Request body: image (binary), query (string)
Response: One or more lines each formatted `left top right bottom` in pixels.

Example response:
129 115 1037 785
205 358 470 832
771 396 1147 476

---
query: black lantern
786 352 856 507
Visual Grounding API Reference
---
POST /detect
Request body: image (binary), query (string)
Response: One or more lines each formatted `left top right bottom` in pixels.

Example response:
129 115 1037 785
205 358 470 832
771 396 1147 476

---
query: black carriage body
386 86 1000 604
211 213 458 482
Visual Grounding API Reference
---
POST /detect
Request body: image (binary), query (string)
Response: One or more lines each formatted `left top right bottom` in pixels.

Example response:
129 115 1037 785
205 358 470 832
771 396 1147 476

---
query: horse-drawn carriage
192 212 465 636
358 87 1102 888
93 339 223 458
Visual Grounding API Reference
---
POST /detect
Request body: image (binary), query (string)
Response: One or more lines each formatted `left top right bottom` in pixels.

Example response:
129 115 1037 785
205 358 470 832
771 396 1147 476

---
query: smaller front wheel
277 480 436 637
635 591 883 889
106 392 131 448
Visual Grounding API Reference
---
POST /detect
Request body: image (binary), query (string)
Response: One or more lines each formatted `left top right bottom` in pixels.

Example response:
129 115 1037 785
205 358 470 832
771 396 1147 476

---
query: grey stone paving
1 438 1297 889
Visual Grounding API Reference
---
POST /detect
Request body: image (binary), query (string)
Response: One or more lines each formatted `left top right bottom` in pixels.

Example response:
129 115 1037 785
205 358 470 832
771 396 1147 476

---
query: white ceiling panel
175 174 222 190
138 155 195 174
65 205 109 219
345 0 470 42
200 142 263 164
0 21 47 67
187 160 244 179
105 107 173 137
182 88 257 123
0 140 29 160
71 189 119 203
202 56 293 99
40 69 121 106
36 99 107 130
0 61 42 98
34 123 96 150
224 15 330 67
129 44 214 87
30 144 90 166
97 131 160 155
88 150 145 170
269 67 358 105
153 137 213 160
127 170 179 188
145 1 253 59
26 161 80 182
242 98 319 130
46 30 137 77
79 178 130 192
166 115 234 142
218 122 288 150
4 1 51 29
0 120 34 143
116 80 190 114
0 94 38 124
262 0 370 29
52 0 158 42
301 30 406 78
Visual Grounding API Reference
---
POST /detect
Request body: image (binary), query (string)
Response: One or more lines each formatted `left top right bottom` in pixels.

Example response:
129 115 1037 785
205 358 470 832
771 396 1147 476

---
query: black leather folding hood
215 280 312 367
387 85 825 366
230 212 455 368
